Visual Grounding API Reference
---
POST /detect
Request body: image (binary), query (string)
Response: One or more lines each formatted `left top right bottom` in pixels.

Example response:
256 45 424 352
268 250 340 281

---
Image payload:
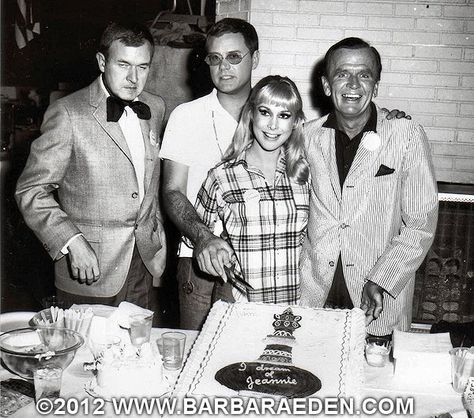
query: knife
223 263 254 290
219 228 254 291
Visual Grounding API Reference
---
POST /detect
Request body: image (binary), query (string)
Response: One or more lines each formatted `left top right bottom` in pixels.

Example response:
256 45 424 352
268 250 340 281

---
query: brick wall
216 0 250 21
216 0 474 184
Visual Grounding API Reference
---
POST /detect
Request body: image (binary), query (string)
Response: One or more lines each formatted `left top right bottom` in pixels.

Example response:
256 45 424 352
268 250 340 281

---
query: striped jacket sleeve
365 123 438 298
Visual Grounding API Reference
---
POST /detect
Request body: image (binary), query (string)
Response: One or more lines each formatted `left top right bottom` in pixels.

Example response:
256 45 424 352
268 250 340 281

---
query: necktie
106 96 151 122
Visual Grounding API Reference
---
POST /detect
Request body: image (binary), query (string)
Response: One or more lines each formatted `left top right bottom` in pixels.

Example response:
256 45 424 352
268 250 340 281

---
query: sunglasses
204 51 250 66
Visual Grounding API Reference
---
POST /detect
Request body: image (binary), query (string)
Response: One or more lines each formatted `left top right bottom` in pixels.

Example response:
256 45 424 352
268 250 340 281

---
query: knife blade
223 263 254 290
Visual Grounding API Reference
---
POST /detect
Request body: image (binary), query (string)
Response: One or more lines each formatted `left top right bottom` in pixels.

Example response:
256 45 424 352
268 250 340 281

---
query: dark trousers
324 255 354 309
177 257 235 331
325 256 392 340
176 257 214 330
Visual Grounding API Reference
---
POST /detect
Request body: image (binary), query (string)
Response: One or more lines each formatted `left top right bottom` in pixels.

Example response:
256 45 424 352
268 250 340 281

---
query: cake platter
84 379 113 402
84 378 170 402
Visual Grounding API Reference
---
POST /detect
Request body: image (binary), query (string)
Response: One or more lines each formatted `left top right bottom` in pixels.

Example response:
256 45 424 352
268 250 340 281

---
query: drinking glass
34 365 62 402
161 331 186 371
365 337 391 367
128 313 153 346
88 335 121 360
450 347 474 393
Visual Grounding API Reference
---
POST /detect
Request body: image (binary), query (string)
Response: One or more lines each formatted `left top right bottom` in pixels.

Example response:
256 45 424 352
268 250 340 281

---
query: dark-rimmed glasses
204 51 250 66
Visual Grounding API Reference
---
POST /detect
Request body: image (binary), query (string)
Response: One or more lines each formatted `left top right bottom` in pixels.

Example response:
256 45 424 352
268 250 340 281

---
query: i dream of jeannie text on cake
239 363 298 390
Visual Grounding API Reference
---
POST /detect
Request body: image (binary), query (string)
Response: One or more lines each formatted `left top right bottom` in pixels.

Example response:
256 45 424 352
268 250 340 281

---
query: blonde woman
195 75 310 304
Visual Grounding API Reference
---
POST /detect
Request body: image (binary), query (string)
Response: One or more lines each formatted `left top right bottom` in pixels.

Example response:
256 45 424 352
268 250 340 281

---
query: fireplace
412 183 474 324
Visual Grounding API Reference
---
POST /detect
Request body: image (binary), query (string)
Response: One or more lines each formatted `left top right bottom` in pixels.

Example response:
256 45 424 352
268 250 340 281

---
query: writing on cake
215 308 321 398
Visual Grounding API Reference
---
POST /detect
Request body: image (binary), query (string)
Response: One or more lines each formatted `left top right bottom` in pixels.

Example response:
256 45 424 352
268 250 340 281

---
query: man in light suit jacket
15 22 166 309
300 38 438 336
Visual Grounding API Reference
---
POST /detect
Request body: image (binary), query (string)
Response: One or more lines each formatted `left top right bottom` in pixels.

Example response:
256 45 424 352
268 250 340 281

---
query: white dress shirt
61 78 145 255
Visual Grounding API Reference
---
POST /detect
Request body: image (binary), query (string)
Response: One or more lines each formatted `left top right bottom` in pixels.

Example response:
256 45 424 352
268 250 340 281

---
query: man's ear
373 81 379 98
321 76 331 97
251 50 260 70
96 52 106 73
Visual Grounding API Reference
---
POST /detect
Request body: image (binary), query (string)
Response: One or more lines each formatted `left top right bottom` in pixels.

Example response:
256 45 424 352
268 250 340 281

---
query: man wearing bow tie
300 37 438 336
15 22 167 308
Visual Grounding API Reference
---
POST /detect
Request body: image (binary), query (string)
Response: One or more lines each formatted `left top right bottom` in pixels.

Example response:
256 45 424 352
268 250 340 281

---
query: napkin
87 315 126 361
108 302 153 329
70 304 116 318
393 330 453 385
88 316 121 344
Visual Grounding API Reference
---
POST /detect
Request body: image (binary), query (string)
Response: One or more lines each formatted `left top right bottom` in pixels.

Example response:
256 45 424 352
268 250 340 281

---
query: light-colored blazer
15 77 167 297
300 106 438 335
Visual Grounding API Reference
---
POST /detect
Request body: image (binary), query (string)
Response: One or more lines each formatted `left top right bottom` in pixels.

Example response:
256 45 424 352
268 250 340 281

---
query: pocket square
375 164 395 177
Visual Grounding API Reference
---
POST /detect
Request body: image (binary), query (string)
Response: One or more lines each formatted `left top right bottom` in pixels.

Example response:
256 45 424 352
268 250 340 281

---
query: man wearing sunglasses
160 18 259 330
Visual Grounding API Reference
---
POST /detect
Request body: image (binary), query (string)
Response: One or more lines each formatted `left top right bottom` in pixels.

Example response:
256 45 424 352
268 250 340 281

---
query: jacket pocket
76 223 102 243
75 223 102 261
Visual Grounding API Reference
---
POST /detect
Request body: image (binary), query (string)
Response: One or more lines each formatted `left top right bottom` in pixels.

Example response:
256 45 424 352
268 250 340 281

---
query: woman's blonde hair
223 75 309 184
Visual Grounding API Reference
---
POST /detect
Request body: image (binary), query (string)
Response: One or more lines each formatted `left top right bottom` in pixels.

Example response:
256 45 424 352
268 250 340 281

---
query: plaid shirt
195 150 310 304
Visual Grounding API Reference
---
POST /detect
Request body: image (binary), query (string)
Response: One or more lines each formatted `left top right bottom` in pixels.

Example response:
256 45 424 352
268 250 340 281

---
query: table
0 326 467 418
363 360 465 418
2 328 198 418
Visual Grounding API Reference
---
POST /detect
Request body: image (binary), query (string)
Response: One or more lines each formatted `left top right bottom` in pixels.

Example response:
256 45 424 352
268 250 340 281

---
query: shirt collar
99 76 109 97
208 89 226 114
227 147 287 175
225 148 247 169
208 88 239 122
323 102 378 134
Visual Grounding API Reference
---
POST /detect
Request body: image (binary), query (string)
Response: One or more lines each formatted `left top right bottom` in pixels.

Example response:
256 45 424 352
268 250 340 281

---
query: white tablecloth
3 328 198 418
1 325 467 418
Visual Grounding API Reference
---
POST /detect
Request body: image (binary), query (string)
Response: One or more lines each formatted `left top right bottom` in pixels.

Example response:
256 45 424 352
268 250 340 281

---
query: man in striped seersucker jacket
300 37 438 337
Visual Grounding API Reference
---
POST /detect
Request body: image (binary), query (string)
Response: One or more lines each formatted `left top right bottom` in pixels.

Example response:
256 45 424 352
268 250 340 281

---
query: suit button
132 192 138 199
329 261 335 267
135 224 139 230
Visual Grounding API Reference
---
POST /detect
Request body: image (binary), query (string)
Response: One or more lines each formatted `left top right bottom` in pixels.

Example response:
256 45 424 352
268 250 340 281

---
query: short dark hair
99 21 154 58
206 18 259 54
324 37 382 81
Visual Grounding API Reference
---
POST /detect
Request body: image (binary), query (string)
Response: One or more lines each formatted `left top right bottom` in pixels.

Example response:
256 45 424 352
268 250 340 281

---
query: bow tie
106 96 151 122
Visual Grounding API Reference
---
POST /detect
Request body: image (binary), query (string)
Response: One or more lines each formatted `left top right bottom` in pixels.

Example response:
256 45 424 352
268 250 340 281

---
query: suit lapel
318 128 341 201
345 107 387 184
90 78 133 163
140 117 155 195
90 79 159 197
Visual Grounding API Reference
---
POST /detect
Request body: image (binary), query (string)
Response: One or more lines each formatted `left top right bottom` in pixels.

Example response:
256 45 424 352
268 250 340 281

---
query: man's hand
194 231 234 282
383 108 411 120
360 280 384 326
68 235 100 284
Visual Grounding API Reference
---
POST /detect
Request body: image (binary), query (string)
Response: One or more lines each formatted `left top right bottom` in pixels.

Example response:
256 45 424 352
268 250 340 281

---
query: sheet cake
173 301 365 400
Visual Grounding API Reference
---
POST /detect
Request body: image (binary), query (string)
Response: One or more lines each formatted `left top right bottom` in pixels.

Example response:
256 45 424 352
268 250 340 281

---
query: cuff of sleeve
60 233 83 255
